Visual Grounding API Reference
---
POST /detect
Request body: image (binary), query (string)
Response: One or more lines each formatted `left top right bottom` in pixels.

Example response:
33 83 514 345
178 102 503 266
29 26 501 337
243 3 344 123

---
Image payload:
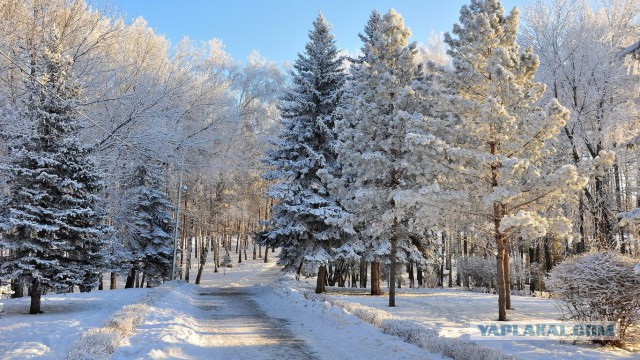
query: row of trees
0 0 284 313
262 0 640 321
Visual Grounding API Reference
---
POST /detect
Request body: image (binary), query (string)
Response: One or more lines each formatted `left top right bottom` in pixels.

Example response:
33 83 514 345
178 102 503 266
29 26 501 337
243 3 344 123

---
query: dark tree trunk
29 279 42 314
359 259 367 288
110 272 117 290
544 236 553 272
371 261 382 295
316 265 327 294
195 245 208 285
264 241 269 263
408 262 414 288
125 268 136 289
296 259 304 281
416 266 423 287
11 278 25 298
504 240 511 310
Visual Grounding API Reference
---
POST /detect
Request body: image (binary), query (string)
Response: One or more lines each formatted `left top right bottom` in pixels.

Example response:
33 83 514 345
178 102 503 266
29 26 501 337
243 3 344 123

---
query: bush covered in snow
459 256 496 291
547 251 640 345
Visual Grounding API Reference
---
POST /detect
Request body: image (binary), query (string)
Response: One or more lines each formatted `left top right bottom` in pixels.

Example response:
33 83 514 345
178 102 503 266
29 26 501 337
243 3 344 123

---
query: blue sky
106 0 527 64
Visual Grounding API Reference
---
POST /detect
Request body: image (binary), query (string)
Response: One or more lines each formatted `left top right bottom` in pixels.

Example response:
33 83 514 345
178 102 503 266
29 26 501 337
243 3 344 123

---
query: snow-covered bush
547 251 640 344
382 319 510 360
459 256 496 291
65 328 120 360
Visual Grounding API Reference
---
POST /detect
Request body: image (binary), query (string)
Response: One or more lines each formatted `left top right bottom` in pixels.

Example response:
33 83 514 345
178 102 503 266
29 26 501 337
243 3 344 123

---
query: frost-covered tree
120 162 175 287
0 33 109 314
262 14 352 293
523 0 639 251
335 9 422 306
424 0 587 320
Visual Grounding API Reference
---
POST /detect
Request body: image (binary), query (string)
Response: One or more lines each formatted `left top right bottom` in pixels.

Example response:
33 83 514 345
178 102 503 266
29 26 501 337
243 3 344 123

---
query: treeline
261 0 640 322
0 0 283 313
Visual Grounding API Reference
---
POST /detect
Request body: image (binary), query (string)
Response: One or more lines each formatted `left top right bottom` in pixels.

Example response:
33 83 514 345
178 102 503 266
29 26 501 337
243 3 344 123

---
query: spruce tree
262 14 351 293
335 9 422 306
121 162 175 287
0 33 109 313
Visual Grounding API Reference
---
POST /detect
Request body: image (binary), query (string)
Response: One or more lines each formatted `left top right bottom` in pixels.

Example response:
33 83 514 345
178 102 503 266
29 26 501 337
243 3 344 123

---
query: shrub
546 251 640 345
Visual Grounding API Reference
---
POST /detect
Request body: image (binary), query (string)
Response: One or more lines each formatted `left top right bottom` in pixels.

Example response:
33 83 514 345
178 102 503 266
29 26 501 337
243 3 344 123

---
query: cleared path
112 257 439 360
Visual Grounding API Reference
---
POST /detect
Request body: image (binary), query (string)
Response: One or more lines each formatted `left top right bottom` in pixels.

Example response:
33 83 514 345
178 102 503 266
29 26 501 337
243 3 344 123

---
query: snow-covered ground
1 256 638 359
288 276 640 359
0 286 151 358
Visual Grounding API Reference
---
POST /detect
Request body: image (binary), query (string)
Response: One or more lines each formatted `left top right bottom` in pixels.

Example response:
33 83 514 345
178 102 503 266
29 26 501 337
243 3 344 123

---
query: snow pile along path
66 281 178 360
274 277 512 360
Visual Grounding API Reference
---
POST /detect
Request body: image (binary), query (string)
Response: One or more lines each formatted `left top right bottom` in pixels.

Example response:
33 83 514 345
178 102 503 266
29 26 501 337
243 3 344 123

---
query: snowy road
112 259 438 360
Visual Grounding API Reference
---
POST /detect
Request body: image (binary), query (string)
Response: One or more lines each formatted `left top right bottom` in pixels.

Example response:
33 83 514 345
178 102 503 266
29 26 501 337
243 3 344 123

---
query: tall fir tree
262 14 351 293
335 9 423 306
121 162 175 287
0 33 110 313
423 0 586 320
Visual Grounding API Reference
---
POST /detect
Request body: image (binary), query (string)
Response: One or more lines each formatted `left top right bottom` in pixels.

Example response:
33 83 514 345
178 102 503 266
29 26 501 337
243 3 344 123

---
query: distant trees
522 0 640 251
0 0 285 311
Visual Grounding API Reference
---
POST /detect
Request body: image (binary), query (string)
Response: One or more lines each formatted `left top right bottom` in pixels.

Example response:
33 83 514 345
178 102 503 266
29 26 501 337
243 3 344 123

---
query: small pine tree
0 33 110 313
425 0 586 320
121 162 175 287
262 14 352 293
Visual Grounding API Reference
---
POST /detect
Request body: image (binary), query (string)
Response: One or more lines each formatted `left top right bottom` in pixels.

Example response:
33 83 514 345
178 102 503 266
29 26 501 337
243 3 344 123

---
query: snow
111 257 440 360
286 276 640 359
0 287 151 358
1 255 637 359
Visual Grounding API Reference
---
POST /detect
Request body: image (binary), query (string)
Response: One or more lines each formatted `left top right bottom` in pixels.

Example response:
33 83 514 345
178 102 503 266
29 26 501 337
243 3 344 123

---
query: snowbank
273 277 514 360
66 281 178 360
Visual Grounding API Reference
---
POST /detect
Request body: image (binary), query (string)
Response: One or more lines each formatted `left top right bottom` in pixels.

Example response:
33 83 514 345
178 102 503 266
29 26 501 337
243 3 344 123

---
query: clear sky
105 0 528 64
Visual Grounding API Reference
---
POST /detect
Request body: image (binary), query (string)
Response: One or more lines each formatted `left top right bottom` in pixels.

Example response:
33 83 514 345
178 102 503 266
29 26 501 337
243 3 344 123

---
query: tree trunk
195 244 208 285
185 234 192 283
389 234 397 306
29 279 42 314
296 259 304 280
447 234 453 288
110 272 117 290
98 275 104 290
370 261 382 295
503 239 511 310
316 265 327 294
11 278 25 298
125 268 136 289
408 262 414 288
263 241 269 263
359 258 367 288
